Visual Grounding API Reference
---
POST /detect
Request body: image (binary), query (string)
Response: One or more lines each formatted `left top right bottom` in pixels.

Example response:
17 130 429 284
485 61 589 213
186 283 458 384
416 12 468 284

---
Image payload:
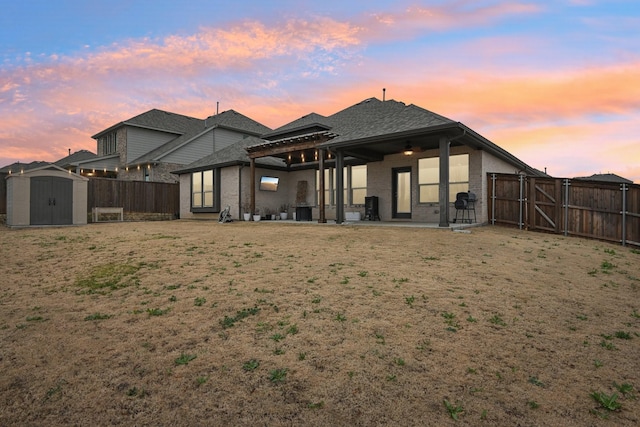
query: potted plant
252 208 261 222
279 203 289 220
242 201 251 221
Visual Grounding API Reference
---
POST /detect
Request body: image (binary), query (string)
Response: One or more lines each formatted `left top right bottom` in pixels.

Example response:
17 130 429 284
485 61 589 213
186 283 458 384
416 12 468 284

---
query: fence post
621 183 628 247
518 174 525 230
491 173 496 225
563 179 570 237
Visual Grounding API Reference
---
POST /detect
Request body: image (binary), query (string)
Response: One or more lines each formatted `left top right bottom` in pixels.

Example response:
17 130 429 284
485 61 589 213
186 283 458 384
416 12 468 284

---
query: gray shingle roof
325 98 454 143
264 112 330 139
574 173 633 184
54 150 97 168
0 160 51 173
92 109 203 139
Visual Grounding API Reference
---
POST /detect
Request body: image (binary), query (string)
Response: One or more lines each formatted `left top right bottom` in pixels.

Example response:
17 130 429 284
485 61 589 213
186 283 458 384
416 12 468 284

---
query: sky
1 0 639 182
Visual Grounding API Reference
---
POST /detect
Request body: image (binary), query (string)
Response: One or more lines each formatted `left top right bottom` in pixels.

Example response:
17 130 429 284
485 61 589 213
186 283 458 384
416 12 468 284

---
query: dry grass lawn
1 220 639 426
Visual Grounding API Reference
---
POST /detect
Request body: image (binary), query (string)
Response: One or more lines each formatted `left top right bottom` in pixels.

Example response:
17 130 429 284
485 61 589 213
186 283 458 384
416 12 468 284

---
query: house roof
263 113 330 139
92 109 202 139
172 136 285 174
0 160 51 174
574 173 633 184
246 97 543 176
54 150 97 169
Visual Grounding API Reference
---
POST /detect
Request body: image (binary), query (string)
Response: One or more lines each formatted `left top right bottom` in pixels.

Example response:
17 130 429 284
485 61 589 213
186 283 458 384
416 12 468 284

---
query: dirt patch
1 221 639 425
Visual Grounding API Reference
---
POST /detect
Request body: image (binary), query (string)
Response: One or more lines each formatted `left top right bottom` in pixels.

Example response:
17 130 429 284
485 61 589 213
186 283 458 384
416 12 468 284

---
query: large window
101 132 117 155
192 170 215 210
418 154 469 203
316 165 367 206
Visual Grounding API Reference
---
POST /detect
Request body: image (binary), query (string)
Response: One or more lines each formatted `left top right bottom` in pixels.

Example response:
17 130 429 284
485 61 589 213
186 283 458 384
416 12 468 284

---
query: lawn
0 221 638 426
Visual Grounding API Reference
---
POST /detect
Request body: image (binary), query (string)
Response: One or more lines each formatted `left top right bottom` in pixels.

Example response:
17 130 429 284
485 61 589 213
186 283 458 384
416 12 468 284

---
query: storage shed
5 164 89 227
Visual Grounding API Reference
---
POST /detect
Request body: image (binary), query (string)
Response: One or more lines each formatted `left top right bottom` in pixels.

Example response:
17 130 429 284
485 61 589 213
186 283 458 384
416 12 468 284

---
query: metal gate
30 176 73 225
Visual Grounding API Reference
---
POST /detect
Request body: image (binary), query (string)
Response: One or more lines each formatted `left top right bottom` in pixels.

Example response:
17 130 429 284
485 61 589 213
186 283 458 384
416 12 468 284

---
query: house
574 173 633 185
76 109 271 182
174 97 545 225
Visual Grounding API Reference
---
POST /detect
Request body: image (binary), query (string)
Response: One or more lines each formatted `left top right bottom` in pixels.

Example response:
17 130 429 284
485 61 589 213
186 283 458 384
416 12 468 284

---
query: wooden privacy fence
488 173 640 247
87 178 179 219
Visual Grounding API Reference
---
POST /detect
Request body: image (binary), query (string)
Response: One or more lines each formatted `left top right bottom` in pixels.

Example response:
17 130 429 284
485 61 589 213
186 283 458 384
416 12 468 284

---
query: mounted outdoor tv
259 176 279 192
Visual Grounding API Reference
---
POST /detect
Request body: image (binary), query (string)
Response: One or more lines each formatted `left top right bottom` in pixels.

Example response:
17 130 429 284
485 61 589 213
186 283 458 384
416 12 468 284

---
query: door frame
392 167 412 219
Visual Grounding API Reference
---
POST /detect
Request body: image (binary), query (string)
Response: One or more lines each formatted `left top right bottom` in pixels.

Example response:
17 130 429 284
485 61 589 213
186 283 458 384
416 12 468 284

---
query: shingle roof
325 98 454 143
92 109 202 139
205 110 272 135
264 113 330 139
54 150 97 168
574 173 633 184
0 160 51 174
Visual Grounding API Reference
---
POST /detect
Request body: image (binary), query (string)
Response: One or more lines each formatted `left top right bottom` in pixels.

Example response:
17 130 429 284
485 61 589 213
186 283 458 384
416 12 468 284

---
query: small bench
92 207 124 222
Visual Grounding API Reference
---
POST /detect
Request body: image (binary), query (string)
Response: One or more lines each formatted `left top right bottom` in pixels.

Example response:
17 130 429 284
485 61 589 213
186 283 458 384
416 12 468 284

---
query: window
418 154 469 203
316 165 367 206
101 132 117 155
191 170 215 210
350 165 367 205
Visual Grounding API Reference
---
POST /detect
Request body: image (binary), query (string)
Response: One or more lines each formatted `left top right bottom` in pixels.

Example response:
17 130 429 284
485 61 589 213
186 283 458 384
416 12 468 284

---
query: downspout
239 164 244 219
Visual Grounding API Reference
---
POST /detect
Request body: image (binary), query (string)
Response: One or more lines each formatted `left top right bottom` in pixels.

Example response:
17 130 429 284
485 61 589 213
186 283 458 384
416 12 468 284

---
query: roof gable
92 109 203 139
54 150 97 168
264 113 330 139
128 110 272 165
205 110 272 135
326 98 454 143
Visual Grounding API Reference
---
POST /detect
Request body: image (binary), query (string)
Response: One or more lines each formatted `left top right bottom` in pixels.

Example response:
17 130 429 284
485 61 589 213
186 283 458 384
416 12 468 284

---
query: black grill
453 191 476 223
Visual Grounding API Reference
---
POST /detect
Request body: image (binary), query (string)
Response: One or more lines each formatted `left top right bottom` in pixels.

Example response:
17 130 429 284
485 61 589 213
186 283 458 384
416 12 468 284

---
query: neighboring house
77 109 271 183
54 149 98 173
174 97 546 225
1 161 52 175
574 173 633 185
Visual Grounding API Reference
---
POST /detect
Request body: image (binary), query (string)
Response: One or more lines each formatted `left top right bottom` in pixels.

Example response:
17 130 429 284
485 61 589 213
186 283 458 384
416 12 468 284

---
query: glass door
392 167 411 219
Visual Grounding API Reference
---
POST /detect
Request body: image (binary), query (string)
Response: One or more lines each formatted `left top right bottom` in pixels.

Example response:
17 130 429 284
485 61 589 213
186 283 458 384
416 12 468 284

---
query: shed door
30 177 73 225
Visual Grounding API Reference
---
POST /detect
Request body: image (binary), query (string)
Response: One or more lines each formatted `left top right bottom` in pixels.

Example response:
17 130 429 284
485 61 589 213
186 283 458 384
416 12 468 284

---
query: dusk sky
1 0 639 182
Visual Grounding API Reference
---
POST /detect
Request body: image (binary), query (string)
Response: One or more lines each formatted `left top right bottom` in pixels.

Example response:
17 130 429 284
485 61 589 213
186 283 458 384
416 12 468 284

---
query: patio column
438 136 450 227
318 149 327 223
250 158 256 217
335 150 345 224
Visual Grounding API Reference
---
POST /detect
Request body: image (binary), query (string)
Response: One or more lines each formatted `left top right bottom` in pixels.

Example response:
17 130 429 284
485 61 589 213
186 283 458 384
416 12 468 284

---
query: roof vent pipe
383 88 386 101
216 101 219 115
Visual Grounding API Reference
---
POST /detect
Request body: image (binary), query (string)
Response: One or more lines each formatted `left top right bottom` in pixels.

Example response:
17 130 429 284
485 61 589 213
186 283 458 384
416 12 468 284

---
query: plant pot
253 215 261 222
280 212 288 220
270 214 276 220
243 213 251 221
